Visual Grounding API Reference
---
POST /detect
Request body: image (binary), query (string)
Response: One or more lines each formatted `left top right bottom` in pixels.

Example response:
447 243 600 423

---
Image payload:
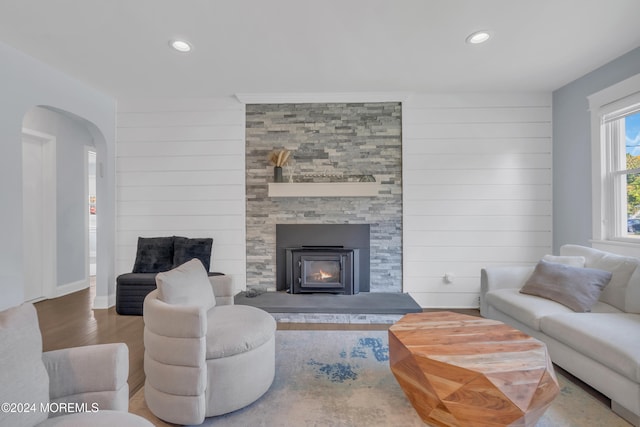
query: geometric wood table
389 311 559 427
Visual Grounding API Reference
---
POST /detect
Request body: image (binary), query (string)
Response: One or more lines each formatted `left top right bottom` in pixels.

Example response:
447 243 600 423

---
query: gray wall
0 42 116 310
23 107 95 286
552 47 640 252
245 103 402 292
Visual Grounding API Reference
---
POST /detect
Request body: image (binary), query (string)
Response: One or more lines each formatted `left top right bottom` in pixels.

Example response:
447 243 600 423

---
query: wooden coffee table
388 312 559 427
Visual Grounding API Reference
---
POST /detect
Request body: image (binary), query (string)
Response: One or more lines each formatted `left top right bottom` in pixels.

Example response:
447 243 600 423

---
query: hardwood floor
33 285 421 398
34 285 146 397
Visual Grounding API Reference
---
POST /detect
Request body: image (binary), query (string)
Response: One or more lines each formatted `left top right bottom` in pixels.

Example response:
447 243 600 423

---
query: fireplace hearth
286 246 359 294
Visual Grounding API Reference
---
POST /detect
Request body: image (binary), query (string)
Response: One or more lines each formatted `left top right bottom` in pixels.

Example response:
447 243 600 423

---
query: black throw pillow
173 237 213 272
131 237 175 273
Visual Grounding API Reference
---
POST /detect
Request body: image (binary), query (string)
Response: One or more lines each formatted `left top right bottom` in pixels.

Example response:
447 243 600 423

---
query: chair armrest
42 343 129 411
210 274 234 306
143 289 207 338
480 266 534 316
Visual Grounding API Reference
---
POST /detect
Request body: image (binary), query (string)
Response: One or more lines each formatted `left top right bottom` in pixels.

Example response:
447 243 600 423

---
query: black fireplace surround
276 224 370 293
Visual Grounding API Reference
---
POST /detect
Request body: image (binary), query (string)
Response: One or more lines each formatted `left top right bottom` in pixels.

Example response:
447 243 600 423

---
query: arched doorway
22 105 108 308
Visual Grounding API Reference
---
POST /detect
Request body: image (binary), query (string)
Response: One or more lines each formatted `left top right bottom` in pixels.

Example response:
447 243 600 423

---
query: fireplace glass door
302 258 342 287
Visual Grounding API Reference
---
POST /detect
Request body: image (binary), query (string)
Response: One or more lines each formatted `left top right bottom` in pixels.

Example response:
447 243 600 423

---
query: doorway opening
87 149 97 296
22 128 56 302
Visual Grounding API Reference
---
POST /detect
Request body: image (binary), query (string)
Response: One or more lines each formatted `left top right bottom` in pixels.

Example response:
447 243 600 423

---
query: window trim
588 73 640 243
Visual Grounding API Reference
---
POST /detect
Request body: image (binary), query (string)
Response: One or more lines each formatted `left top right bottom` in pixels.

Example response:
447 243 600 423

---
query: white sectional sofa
480 244 640 426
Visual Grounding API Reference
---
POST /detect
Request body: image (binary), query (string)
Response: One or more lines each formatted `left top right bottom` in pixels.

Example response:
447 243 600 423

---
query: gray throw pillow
520 259 612 312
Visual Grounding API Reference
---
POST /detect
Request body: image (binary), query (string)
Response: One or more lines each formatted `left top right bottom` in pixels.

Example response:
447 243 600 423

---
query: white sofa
481 244 640 426
0 303 153 427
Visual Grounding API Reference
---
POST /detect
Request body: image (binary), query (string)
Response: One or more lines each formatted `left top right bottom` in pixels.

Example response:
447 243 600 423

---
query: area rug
184 330 631 427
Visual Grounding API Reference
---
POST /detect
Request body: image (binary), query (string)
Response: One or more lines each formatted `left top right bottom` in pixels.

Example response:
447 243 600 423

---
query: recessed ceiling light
170 40 192 53
466 30 491 45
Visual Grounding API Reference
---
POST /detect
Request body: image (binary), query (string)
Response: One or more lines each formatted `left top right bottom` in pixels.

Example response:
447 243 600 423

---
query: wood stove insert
286 246 359 294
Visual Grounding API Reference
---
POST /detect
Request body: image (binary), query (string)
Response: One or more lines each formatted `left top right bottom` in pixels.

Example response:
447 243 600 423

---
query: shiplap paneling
403 153 550 170
117 140 241 157
117 170 243 187
405 169 551 185
403 93 552 308
117 185 244 201
117 155 243 172
116 98 246 292
402 199 552 216
403 215 551 231
406 138 551 154
114 92 552 307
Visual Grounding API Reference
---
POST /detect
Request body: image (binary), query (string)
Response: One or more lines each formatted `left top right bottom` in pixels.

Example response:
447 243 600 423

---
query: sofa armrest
480 266 534 316
42 343 129 412
210 274 234 306
143 289 208 338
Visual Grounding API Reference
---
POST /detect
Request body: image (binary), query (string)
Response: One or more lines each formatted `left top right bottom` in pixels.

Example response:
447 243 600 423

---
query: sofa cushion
0 303 50 426
626 268 640 314
561 244 639 312
486 288 575 331
206 305 276 359
590 253 638 312
520 260 612 312
540 313 640 382
173 237 213 271
156 259 216 310
132 236 175 273
116 273 159 286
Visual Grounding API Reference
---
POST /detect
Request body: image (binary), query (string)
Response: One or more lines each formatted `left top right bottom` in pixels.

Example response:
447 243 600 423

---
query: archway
22 105 109 308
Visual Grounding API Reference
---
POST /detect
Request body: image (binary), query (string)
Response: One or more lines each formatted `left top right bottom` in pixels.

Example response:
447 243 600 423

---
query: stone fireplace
245 102 402 293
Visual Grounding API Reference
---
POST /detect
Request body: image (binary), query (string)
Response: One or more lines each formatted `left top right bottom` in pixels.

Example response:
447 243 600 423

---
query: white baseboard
54 279 89 298
54 278 116 310
92 294 115 309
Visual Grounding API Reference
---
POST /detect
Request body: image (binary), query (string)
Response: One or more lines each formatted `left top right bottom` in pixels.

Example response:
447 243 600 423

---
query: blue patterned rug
191 330 631 427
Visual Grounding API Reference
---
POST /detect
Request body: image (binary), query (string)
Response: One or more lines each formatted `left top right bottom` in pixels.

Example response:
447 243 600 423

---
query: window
605 110 640 239
589 73 640 243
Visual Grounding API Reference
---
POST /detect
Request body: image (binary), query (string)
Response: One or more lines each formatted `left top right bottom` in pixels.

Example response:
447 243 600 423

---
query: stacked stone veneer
245 102 402 293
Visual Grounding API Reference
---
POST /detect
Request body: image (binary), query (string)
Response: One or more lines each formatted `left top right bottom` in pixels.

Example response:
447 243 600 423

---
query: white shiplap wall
116 98 246 292
114 92 551 307
403 93 552 308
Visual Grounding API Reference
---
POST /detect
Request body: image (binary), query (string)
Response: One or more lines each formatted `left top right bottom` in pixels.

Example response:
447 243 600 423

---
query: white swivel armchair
0 303 153 427
143 259 276 425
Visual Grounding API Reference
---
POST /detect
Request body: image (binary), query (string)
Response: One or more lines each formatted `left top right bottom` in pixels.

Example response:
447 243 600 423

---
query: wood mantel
268 182 380 197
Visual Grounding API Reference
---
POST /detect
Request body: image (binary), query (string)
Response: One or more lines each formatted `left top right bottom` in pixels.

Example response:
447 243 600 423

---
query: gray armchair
143 259 276 425
0 303 152 427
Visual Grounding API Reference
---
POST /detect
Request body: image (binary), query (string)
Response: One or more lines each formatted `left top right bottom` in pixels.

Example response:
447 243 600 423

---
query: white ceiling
1 0 640 99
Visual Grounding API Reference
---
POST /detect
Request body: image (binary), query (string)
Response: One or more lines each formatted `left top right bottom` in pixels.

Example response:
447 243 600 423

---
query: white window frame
589 73 640 244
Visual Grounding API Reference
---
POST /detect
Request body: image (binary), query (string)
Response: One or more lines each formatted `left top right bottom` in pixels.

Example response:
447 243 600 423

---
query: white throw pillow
155 258 216 310
589 253 638 311
542 255 586 268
